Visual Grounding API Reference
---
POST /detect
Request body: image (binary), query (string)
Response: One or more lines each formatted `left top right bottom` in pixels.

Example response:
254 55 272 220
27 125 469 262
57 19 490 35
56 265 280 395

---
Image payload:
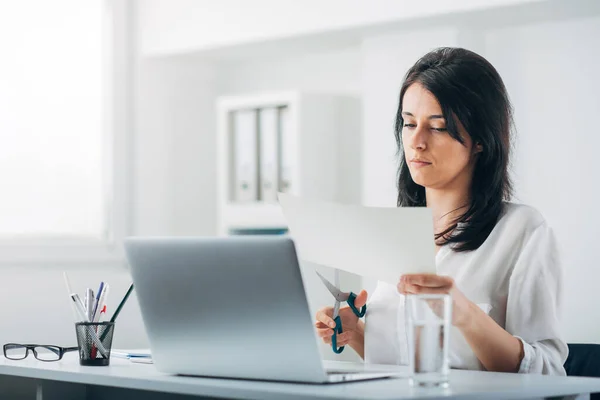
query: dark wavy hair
394 47 513 252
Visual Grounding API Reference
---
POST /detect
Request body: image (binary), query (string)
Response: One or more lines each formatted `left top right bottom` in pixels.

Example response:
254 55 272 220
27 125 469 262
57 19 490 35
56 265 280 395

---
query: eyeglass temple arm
63 347 79 353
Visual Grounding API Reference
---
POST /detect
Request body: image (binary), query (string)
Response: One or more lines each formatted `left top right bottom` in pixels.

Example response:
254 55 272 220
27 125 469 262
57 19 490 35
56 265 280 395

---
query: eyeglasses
3 343 78 362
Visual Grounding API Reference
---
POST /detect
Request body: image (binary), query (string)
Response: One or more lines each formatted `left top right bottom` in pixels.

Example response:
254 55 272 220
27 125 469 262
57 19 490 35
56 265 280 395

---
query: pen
86 288 94 321
63 271 73 294
71 294 91 359
63 271 78 321
93 284 109 322
91 284 108 360
91 282 104 321
70 294 89 322
90 283 108 359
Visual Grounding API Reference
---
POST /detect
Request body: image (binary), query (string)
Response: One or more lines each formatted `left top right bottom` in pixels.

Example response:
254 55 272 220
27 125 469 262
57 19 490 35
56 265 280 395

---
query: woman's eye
432 127 448 132
403 123 416 128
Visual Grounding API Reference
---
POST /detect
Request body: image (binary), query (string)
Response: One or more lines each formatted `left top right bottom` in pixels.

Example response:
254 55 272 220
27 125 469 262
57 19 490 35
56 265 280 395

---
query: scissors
316 270 367 354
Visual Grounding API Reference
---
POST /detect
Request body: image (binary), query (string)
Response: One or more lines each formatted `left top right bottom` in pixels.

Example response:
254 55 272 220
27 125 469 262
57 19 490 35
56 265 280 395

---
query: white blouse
364 202 569 375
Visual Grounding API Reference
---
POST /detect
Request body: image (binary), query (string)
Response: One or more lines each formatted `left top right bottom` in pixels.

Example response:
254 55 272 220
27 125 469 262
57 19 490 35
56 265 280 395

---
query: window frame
0 0 132 267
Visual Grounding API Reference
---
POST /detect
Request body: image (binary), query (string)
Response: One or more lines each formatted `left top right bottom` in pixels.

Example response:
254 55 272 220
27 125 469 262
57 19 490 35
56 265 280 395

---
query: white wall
137 0 543 56
134 57 219 236
484 16 600 342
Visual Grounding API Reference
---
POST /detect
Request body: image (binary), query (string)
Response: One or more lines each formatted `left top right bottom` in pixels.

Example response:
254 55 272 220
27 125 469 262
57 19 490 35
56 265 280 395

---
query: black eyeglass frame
3 343 78 362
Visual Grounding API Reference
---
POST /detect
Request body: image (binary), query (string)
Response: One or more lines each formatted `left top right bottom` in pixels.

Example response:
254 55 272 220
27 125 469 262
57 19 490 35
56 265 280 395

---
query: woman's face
401 82 480 191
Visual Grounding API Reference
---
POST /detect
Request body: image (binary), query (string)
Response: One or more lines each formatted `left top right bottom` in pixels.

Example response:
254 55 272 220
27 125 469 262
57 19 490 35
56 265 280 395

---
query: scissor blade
315 270 349 301
333 300 341 319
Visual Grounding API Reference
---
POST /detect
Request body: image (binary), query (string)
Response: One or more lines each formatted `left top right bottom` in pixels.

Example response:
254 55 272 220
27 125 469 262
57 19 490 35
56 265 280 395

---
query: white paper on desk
277 193 436 285
112 349 151 359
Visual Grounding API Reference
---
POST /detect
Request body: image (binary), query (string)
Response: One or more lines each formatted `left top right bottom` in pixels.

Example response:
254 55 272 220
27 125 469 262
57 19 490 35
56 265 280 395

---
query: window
0 0 129 264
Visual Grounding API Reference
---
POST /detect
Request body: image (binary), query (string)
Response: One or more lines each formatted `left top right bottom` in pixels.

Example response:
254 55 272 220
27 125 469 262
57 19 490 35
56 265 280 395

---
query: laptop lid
124 236 330 383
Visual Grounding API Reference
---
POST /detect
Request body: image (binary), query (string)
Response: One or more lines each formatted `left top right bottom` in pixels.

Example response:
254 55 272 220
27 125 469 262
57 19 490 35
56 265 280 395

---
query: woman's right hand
314 290 368 355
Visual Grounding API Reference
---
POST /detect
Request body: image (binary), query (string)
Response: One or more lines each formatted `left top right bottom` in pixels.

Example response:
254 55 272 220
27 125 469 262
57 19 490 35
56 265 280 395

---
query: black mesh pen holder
75 322 115 366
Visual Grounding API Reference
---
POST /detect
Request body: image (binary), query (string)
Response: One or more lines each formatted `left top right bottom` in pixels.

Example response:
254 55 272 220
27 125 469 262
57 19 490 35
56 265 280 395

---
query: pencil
99 283 134 342
110 283 134 323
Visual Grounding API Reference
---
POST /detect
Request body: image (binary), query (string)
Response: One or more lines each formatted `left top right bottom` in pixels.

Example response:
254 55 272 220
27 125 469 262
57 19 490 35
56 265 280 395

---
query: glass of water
405 293 452 388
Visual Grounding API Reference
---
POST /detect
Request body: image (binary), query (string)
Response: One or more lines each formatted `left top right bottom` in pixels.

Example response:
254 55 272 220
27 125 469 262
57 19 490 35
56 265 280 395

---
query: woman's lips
410 160 432 168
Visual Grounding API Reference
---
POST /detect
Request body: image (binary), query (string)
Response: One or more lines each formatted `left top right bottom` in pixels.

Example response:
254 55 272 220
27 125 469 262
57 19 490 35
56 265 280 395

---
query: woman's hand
314 290 368 355
397 274 476 330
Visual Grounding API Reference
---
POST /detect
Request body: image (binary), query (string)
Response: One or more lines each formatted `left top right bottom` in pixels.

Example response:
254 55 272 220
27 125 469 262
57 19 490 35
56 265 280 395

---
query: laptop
124 236 401 383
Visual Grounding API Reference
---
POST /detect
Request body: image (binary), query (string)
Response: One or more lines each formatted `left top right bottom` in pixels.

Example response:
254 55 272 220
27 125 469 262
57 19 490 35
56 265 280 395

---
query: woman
314 47 568 375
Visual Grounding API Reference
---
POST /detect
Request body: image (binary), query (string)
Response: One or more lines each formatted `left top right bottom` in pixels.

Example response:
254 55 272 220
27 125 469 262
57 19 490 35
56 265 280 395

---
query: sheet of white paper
278 193 436 285
111 349 151 359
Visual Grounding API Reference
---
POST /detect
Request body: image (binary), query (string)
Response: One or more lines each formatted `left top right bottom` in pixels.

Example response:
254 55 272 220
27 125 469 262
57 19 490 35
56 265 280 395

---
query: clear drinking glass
405 293 452 388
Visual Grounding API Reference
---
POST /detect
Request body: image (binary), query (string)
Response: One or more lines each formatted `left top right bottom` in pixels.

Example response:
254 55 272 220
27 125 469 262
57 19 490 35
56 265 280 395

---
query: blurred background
0 0 599 364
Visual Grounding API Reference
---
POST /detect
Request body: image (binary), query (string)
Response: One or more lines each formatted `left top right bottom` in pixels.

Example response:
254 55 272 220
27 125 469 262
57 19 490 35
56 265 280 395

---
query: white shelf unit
216 91 342 236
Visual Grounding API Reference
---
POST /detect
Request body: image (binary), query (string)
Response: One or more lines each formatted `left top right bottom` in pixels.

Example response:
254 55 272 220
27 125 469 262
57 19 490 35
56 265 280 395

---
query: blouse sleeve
505 221 569 375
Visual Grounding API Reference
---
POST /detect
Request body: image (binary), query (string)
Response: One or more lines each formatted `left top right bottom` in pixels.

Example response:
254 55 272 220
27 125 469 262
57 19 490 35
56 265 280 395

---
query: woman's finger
316 328 333 338
354 290 368 308
315 321 329 329
338 331 353 343
397 280 407 294
404 274 453 288
403 283 451 295
334 332 352 347
315 309 336 329
323 331 352 346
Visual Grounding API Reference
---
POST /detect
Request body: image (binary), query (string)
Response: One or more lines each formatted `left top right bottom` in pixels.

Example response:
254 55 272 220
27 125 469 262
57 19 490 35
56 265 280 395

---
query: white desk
1 355 599 400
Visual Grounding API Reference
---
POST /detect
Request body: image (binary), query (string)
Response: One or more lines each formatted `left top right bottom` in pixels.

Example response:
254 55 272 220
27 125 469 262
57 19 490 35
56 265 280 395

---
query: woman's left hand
397 274 476 330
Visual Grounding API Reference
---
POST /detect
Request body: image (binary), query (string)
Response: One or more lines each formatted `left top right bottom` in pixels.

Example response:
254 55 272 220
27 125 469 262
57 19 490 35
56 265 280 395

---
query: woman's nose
410 125 428 151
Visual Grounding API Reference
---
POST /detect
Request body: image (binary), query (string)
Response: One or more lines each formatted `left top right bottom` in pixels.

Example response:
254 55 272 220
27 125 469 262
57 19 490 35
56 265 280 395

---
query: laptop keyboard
326 370 355 375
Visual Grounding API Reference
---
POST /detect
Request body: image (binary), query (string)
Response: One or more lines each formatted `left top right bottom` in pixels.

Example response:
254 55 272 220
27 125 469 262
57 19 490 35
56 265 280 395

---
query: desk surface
1 355 600 400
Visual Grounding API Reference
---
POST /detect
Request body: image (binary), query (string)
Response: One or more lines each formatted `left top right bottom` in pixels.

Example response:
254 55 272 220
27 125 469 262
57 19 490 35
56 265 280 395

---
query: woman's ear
474 142 483 154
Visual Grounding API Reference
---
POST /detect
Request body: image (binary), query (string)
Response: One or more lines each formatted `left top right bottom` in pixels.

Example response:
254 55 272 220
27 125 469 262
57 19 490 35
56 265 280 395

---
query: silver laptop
124 236 399 383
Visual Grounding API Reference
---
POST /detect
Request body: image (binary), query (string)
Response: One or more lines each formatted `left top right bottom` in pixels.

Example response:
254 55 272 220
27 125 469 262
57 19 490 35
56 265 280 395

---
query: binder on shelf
232 109 258 203
258 107 279 203
229 227 288 236
277 106 295 194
